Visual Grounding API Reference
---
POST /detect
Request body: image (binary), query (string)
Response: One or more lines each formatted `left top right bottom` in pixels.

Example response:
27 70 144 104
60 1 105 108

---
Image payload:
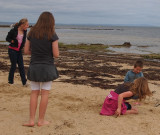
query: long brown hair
14 18 28 27
129 77 152 100
28 11 55 40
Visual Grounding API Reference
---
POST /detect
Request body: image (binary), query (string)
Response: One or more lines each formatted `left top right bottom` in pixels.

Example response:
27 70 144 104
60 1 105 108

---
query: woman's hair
14 18 28 27
28 11 55 40
129 77 152 100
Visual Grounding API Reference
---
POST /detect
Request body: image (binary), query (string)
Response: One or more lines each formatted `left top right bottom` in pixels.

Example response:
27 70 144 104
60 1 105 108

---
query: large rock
122 42 131 47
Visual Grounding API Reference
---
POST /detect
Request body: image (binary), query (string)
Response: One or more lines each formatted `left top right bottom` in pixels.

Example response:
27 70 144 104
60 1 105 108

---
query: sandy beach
0 45 160 135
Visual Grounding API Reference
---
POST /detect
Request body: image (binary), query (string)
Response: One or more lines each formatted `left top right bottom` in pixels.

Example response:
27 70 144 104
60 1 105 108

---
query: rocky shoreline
0 44 160 89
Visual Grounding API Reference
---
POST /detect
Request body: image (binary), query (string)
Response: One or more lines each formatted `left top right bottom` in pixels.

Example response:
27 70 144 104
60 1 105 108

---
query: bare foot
22 121 34 127
133 102 140 106
37 120 50 127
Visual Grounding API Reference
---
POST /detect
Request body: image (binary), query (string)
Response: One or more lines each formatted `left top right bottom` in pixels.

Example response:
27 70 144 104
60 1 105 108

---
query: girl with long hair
100 77 152 116
6 18 29 85
23 12 59 126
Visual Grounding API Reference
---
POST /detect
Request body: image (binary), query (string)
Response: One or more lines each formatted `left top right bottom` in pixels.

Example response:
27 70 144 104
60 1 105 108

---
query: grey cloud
0 0 160 26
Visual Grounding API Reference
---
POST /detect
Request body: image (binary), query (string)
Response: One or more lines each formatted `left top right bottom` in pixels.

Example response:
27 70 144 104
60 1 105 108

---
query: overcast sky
0 0 160 26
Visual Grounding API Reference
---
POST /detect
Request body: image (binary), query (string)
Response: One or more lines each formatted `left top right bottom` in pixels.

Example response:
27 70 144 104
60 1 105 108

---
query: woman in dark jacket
6 18 29 85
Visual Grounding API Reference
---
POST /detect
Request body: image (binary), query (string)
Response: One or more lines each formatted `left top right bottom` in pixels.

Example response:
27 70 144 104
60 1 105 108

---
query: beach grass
0 41 6 42
110 42 131 48
59 42 109 51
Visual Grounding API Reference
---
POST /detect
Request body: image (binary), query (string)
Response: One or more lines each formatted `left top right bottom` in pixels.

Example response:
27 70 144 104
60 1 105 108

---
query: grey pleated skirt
27 64 59 82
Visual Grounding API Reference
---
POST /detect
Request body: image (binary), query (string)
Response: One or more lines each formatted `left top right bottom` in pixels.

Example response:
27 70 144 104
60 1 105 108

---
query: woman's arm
124 71 129 82
6 29 14 43
24 39 31 55
115 91 133 117
52 40 59 58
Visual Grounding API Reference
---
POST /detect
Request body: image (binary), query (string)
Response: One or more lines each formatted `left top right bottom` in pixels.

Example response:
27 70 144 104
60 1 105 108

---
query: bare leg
124 108 138 115
37 90 49 126
23 90 40 127
132 102 140 106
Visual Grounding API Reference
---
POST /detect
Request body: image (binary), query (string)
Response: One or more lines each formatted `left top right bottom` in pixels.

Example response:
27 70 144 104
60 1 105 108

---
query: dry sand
0 73 160 135
0 47 160 135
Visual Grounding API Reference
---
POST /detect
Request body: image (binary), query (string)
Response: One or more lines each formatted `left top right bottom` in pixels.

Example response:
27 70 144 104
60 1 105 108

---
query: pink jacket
100 91 127 116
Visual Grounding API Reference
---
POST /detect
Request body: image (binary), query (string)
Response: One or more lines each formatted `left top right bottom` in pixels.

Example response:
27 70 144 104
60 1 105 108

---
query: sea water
0 24 160 54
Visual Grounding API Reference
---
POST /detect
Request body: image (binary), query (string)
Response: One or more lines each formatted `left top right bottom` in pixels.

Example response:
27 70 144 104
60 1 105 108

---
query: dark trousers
8 48 27 85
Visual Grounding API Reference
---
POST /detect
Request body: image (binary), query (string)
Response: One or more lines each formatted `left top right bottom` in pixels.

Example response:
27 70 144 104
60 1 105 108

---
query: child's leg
38 81 52 126
37 89 49 126
37 81 52 126
23 90 40 126
23 81 40 127
8 49 17 84
17 51 27 85
30 90 40 121
124 108 138 115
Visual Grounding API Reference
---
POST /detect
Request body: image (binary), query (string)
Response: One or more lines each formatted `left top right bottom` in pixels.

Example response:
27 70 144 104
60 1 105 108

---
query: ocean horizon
0 21 160 27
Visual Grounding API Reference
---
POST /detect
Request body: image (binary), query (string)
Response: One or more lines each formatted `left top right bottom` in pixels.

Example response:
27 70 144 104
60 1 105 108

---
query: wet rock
122 42 131 47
